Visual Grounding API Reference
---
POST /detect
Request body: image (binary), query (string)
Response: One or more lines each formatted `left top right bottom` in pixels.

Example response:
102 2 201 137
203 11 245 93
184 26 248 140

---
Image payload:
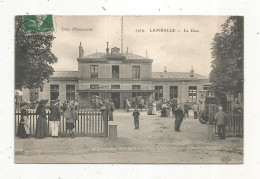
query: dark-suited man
49 100 61 137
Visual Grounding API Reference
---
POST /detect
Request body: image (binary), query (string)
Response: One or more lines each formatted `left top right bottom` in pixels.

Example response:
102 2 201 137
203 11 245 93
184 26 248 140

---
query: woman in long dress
16 102 30 138
174 106 184 132
35 100 48 139
126 99 130 112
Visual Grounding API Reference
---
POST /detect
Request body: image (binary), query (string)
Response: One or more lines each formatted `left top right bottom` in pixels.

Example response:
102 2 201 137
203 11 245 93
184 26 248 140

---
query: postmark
15 15 54 56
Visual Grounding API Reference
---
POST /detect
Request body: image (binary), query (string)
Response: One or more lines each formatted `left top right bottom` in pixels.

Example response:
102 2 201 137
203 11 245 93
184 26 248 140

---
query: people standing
198 100 205 117
74 99 79 110
35 100 48 139
215 106 227 139
16 102 30 138
126 98 130 112
65 105 78 138
192 102 199 119
49 100 61 138
170 100 176 118
166 105 172 118
233 102 243 114
123 98 126 110
132 107 140 130
174 106 184 132
184 100 190 118
161 103 167 117
140 98 145 112
109 99 115 121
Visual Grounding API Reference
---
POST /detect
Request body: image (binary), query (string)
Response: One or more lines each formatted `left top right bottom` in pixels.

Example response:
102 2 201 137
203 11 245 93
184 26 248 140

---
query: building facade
22 43 210 108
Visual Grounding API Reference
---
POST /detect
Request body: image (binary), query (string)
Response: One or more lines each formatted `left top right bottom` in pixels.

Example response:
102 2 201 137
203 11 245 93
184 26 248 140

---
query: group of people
183 100 205 119
16 99 80 139
16 95 243 140
123 97 146 112
17 100 49 139
101 98 115 121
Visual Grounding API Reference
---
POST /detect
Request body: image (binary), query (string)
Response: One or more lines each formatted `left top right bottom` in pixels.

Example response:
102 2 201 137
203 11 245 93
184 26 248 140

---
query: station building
22 43 210 109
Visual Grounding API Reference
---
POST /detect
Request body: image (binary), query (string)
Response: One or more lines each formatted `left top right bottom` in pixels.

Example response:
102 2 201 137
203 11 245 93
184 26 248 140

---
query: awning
77 89 155 93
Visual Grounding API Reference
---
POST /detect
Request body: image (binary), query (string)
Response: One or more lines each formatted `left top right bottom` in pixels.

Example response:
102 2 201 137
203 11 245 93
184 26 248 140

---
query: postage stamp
15 15 54 55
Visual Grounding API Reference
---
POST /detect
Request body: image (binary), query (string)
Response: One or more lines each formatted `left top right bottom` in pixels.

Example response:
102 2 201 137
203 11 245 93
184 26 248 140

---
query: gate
15 110 108 137
225 113 243 137
214 113 243 137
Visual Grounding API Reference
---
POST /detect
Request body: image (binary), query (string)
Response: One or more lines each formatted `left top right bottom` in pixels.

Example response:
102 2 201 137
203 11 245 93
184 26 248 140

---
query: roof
50 71 208 81
51 71 78 80
152 72 208 80
80 52 148 60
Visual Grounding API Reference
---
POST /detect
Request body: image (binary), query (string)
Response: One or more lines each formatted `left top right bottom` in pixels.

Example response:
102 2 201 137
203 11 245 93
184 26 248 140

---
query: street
15 110 243 163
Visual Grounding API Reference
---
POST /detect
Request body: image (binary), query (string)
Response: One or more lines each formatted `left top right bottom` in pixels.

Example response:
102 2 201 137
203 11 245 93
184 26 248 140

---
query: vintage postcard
14 15 243 164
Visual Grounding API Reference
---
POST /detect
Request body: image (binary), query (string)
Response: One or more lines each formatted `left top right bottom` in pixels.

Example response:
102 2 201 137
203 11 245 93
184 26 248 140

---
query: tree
15 16 58 89
210 16 244 97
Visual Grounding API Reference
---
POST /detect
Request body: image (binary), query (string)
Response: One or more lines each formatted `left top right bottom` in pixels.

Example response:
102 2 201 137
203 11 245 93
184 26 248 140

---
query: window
112 65 119 78
90 84 99 89
203 86 209 91
40 86 43 92
50 84 59 100
66 85 75 101
132 85 141 97
132 85 141 90
189 86 197 102
30 88 39 102
132 66 140 78
90 65 98 78
154 86 163 101
111 85 120 90
170 86 178 99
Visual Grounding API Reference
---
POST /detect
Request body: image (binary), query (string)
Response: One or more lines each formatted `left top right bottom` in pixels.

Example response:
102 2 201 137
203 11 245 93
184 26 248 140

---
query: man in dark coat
49 100 61 137
109 99 115 121
123 98 126 110
132 107 140 129
184 100 190 118
174 106 184 132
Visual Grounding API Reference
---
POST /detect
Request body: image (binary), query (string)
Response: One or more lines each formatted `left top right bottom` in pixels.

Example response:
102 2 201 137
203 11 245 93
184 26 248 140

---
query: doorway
111 92 120 109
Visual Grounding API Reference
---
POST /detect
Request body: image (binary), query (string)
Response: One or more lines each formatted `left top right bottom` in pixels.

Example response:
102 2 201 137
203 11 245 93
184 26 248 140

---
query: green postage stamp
23 15 54 34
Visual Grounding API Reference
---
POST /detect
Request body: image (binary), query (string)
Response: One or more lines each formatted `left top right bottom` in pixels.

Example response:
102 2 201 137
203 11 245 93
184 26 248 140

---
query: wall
22 80 78 104
152 79 209 104
78 60 152 79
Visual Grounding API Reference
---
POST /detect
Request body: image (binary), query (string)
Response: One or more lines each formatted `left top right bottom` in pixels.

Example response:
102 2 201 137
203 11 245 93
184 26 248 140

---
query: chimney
190 66 194 77
79 42 84 58
126 47 128 54
146 50 148 58
163 66 167 72
106 42 109 56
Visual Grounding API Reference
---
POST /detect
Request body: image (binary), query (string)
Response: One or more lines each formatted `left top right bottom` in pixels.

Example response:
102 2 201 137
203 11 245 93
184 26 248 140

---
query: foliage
15 16 58 89
210 16 244 97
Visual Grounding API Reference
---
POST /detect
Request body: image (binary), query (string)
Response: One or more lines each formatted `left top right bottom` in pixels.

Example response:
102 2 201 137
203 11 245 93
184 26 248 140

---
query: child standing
132 107 140 130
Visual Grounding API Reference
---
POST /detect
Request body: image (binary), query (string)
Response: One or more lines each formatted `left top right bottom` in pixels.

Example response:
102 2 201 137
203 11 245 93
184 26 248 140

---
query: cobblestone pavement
15 110 243 163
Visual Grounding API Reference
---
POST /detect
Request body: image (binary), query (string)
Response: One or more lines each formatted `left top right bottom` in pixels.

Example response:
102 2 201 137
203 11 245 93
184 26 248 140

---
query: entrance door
111 92 120 109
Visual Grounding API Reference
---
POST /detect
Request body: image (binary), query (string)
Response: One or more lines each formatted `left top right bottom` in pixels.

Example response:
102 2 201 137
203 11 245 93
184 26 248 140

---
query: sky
51 16 228 77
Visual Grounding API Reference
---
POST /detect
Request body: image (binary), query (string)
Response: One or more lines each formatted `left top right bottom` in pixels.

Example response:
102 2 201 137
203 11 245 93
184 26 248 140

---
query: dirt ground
15 110 243 164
